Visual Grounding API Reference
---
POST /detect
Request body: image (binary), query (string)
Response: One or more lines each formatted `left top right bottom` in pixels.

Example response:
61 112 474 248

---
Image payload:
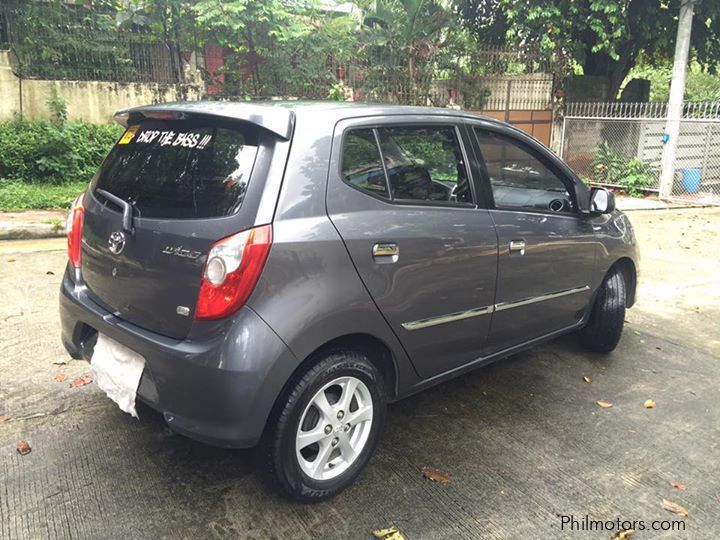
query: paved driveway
1 208 719 539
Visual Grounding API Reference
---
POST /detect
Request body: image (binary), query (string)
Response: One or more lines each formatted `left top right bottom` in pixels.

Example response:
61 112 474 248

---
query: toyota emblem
108 231 126 255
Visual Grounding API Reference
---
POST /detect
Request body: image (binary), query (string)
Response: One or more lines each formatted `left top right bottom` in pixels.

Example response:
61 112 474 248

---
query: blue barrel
682 168 701 194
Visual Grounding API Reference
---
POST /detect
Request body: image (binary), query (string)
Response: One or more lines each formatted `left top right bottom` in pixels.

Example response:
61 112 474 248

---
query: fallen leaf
643 399 656 409
16 440 31 455
52 359 69 366
0 415 8 422
611 529 635 540
670 481 687 491
53 373 67 383
372 527 405 540
661 499 688 517
421 466 450 484
69 374 93 388
655 346 662 350
7 258 16 263
583 376 591 384
624 319 631 324
596 400 613 409
46 271 55 275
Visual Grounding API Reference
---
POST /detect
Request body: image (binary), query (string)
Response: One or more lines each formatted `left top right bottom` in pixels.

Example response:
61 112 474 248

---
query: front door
326 119 498 379
469 125 598 353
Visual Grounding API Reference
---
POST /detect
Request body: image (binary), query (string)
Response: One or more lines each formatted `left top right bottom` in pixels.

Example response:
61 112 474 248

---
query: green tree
628 56 720 102
361 0 452 84
117 0 197 84
456 0 720 99
118 0 358 97
354 0 457 103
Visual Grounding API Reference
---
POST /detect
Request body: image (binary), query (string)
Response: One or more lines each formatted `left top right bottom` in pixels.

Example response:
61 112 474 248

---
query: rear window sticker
118 125 140 145
132 129 213 149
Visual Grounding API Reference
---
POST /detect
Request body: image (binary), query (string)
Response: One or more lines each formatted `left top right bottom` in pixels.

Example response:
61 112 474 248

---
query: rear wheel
268 351 386 501
580 268 627 353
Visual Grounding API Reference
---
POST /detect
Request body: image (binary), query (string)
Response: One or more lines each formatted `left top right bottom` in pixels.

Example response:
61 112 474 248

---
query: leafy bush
0 119 123 185
590 142 656 197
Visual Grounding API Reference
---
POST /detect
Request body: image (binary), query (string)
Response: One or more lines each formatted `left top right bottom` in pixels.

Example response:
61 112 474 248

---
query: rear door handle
373 242 399 263
509 240 526 255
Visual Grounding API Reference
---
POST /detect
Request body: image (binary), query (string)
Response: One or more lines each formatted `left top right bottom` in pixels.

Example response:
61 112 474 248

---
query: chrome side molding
401 305 494 331
494 285 590 312
401 285 590 331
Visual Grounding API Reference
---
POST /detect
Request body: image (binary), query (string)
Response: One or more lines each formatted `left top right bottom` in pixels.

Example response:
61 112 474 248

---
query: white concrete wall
0 51 203 123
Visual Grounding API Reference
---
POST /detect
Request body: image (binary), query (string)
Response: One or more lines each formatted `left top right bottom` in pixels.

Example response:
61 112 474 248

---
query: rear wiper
96 189 134 233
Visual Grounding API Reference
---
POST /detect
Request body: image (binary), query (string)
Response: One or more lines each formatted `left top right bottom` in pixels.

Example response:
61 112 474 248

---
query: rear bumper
59 265 298 448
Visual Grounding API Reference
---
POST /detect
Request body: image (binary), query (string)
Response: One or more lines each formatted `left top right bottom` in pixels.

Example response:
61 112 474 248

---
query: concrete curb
0 223 65 241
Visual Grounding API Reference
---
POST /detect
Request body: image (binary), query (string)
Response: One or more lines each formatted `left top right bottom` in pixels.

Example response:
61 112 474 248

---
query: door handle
373 242 399 263
509 240 526 255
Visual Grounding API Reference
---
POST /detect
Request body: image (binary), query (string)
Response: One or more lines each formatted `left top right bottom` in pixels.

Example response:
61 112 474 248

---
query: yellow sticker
118 125 140 145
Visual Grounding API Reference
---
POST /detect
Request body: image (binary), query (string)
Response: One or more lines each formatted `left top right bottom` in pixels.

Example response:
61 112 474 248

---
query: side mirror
590 187 615 214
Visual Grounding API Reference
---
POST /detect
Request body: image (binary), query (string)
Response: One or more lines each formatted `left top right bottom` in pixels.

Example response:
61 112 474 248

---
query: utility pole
659 0 698 199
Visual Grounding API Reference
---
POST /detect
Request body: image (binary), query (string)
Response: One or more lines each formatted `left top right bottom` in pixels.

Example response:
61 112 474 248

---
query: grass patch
0 180 87 210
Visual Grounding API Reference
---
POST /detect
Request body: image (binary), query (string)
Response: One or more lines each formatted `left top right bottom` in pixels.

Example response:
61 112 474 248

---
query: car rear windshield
92 119 259 219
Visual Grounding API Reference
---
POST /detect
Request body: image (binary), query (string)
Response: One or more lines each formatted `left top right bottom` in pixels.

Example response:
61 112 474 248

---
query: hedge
0 118 123 185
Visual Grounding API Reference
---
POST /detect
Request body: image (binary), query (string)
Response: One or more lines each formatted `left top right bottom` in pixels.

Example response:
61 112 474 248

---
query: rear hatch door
81 117 265 339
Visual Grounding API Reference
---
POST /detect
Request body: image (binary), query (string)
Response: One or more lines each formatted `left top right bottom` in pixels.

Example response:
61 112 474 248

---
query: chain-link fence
561 102 720 204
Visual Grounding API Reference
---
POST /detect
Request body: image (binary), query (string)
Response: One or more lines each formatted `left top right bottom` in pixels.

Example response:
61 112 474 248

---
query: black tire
580 268 627 353
267 350 386 502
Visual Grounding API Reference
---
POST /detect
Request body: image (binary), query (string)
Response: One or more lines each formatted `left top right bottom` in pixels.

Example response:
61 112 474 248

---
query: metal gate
475 76 554 146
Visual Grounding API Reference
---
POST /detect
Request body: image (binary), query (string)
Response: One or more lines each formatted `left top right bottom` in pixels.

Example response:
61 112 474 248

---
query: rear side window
377 126 471 204
340 125 472 205
341 129 389 198
93 120 258 219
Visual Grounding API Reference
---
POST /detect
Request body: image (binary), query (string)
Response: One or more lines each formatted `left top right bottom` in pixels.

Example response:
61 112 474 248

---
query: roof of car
115 100 497 140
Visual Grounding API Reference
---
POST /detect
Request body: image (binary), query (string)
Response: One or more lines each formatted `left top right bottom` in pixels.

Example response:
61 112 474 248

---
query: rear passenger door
327 117 498 379
467 122 597 354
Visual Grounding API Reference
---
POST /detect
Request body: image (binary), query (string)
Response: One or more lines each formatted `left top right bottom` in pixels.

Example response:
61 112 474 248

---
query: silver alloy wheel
295 376 374 481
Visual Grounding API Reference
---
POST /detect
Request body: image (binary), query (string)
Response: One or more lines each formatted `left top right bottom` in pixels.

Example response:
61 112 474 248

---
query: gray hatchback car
60 101 638 501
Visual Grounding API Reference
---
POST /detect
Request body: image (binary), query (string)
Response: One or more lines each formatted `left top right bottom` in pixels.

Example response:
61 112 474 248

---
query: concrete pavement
0 209 718 539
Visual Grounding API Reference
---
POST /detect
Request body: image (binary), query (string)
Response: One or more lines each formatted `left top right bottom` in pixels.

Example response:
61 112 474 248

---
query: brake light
195 225 273 320
66 193 85 268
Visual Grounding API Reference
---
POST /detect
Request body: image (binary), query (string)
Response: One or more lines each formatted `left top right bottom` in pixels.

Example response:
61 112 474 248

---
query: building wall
0 51 203 123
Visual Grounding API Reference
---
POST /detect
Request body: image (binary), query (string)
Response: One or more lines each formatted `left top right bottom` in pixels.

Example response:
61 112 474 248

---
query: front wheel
267 351 386 502
580 268 627 353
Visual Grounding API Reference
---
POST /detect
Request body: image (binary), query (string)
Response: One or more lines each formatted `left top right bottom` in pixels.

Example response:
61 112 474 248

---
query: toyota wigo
60 101 639 501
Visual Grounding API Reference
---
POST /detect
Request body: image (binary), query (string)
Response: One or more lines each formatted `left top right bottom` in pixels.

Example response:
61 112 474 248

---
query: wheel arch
610 257 637 308
263 333 399 437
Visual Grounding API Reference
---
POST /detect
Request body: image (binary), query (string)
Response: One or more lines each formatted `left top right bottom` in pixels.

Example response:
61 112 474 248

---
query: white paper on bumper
91 333 146 418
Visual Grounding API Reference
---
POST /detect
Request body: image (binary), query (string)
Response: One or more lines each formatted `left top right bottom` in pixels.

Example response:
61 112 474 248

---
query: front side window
93 120 258 219
377 126 472 204
474 129 576 213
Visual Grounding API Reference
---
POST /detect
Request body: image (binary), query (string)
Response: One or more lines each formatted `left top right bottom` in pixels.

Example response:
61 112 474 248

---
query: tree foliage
456 0 720 98
6 0 137 81
628 56 720 102
116 0 359 96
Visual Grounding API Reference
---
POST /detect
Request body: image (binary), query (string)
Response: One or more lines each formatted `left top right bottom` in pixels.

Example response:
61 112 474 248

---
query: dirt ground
0 208 719 539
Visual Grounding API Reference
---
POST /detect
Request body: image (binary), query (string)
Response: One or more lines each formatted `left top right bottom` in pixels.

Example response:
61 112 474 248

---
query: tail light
195 224 273 320
66 193 85 268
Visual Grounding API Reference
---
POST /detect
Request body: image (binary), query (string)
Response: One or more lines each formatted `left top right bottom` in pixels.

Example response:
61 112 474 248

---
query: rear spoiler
114 101 295 141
